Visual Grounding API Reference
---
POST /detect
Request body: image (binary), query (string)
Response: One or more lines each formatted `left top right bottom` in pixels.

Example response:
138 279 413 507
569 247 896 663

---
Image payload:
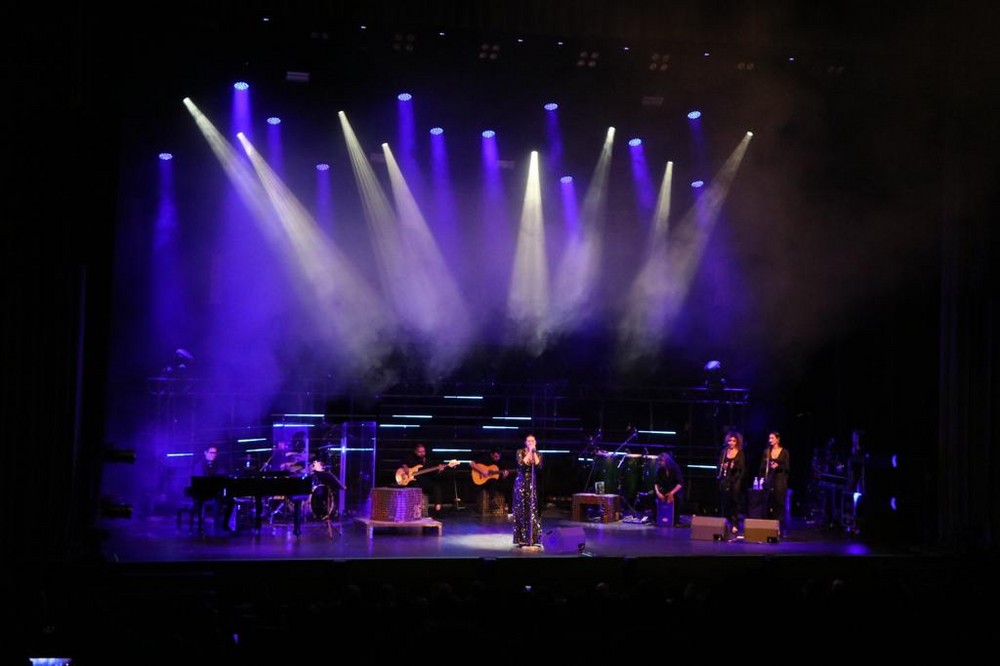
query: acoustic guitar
470 463 513 485
395 459 459 486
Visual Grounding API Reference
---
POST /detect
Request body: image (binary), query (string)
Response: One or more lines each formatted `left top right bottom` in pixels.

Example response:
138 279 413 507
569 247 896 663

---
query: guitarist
397 443 445 514
470 448 512 513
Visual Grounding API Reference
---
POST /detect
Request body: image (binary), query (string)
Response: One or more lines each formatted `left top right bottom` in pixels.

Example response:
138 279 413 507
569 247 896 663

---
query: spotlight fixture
560 176 573 183
628 138 642 147
233 81 249 91
316 163 330 171
648 52 670 71
479 43 501 61
543 102 559 111
576 50 600 67
266 116 281 125
392 32 416 53
703 360 726 389
687 110 702 120
158 152 173 161
397 92 412 101
429 127 444 135
691 180 705 188
481 129 496 139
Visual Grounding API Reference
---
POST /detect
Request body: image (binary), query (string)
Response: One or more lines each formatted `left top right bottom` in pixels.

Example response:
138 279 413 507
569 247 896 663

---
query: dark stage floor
13 505 989 663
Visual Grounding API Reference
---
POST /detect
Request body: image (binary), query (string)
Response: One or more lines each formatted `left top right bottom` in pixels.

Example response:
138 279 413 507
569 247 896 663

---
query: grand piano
188 472 312 535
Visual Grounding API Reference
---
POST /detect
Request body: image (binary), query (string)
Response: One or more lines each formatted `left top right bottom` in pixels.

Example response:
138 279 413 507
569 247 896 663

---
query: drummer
267 438 307 474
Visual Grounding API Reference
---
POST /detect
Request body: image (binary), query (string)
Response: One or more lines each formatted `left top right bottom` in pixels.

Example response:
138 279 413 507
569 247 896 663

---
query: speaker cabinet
542 526 586 553
744 518 780 543
690 516 727 541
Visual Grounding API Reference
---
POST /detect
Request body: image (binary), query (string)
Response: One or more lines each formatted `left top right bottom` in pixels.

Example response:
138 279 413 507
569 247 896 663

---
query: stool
478 489 507 516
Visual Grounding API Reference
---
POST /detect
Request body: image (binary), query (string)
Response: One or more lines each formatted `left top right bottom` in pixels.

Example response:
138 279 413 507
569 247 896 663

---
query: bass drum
308 484 337 521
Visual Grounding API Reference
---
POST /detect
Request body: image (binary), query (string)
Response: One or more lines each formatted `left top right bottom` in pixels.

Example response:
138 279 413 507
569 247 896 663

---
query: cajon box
744 518 780 543
655 499 675 527
690 516 727 540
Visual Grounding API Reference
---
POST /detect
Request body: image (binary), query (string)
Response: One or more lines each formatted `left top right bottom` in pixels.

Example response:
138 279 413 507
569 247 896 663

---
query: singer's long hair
718 431 744 476
722 430 744 452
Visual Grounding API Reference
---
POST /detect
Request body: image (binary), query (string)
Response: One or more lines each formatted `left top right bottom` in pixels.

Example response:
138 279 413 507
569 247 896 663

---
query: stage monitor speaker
744 518 780 543
690 516 727 541
542 526 586 554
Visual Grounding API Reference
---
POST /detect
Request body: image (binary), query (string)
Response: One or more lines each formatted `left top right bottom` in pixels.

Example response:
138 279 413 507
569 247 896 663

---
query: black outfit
400 451 444 508
718 449 746 531
760 447 791 532
512 448 543 546
654 458 684 526
193 456 234 531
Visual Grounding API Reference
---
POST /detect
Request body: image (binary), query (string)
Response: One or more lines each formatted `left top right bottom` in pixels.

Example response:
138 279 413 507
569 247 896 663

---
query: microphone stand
612 428 639 518
580 430 603 492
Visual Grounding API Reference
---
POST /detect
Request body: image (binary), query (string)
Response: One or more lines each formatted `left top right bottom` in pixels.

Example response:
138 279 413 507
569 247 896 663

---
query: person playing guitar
470 448 513 485
470 448 512 514
395 443 458 513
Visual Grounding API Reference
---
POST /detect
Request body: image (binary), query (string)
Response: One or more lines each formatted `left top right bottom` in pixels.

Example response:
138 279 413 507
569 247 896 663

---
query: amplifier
744 518 780 543
690 516 727 541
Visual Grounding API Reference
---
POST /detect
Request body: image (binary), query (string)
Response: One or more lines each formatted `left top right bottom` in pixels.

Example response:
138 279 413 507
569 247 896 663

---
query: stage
100 504 885 564
13 504 985 663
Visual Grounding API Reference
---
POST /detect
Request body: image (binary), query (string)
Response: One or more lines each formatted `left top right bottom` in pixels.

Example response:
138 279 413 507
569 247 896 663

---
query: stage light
648 52 670 71
397 92 412 101
429 127 444 135
628 138 642 147
703 360 726 389
687 110 702 119
158 152 173 161
392 32 417 53
691 180 705 188
576 50 600 67
316 163 330 171
481 130 496 139
479 43 501 61
560 176 573 183
543 102 558 111
234 81 249 91
266 116 281 125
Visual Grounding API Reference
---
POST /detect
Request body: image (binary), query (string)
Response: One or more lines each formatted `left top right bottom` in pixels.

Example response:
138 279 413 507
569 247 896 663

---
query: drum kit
582 428 658 519
265 456 344 530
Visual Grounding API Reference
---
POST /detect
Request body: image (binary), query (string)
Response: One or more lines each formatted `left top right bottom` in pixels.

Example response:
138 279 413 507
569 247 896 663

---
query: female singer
760 431 791 535
718 431 746 536
513 433 544 548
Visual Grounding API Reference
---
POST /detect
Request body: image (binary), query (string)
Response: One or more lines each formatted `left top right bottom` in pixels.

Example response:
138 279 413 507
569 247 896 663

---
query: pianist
192 445 234 532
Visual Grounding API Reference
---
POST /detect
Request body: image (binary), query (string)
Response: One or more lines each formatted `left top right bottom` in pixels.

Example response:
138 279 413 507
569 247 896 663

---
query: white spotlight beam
382 143 474 373
234 133 395 362
624 133 754 353
507 150 549 351
551 127 615 331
